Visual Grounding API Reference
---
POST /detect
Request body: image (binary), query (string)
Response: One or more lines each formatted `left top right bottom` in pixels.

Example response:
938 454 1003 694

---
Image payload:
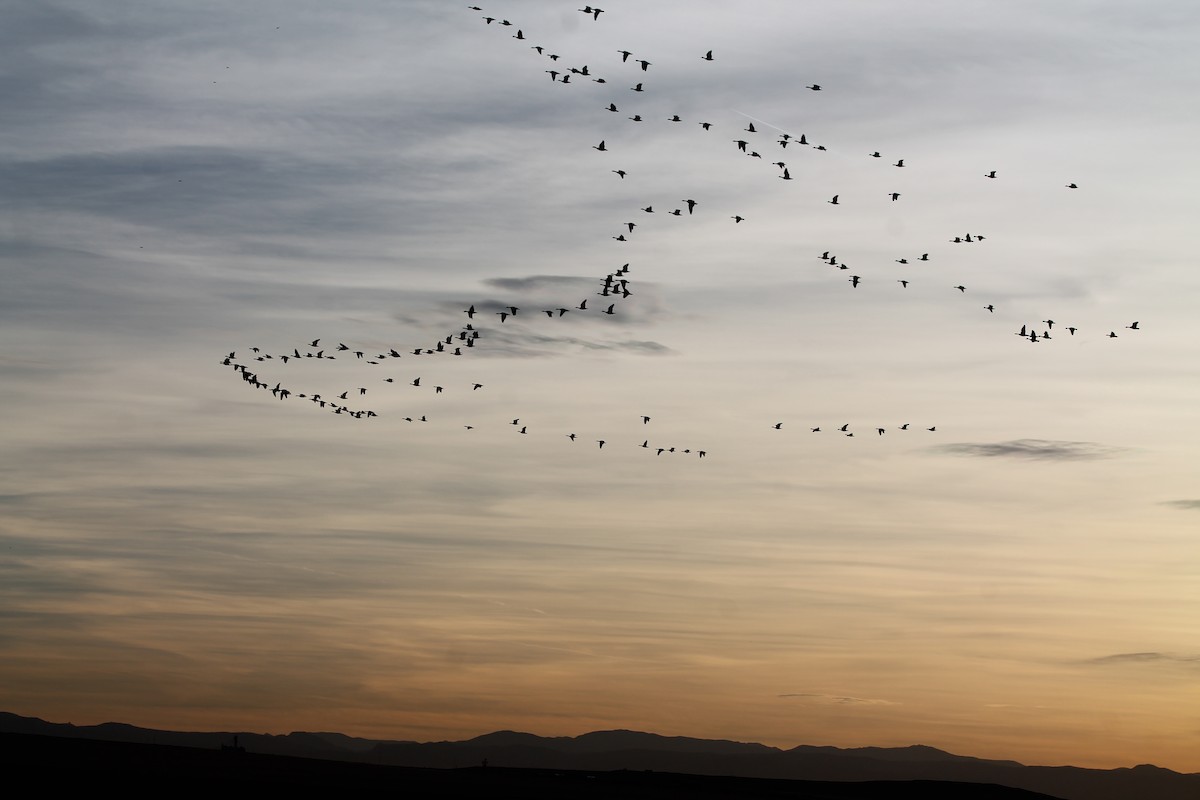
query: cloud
1163 499 1200 510
402 275 672 357
483 276 596 293
1083 652 1200 666
471 331 672 359
932 439 1123 461
778 693 897 706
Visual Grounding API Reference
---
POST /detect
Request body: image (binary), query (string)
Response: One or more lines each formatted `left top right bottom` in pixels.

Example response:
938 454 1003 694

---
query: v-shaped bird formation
220 5 1144 459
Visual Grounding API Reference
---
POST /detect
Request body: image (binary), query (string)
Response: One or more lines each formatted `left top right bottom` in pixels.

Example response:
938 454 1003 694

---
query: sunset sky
4 0 1200 772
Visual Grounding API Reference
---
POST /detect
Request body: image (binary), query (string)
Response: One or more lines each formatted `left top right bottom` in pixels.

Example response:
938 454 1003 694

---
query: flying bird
702 50 713 61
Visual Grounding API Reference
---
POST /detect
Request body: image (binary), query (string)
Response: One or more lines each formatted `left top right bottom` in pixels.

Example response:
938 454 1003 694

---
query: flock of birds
222 5 1143 456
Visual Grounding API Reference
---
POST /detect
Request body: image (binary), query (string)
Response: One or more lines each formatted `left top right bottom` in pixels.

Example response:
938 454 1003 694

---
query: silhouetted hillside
3 712 1196 799
0 732 1062 799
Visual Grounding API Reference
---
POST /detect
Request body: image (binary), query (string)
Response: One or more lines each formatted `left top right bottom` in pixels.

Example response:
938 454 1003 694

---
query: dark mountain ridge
2 711 1195 800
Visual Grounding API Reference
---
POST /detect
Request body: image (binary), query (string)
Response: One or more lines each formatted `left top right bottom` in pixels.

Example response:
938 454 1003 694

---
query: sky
3 0 1200 772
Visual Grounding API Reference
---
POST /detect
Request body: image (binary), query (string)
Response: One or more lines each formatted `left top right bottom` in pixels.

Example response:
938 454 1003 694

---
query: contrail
733 109 792 136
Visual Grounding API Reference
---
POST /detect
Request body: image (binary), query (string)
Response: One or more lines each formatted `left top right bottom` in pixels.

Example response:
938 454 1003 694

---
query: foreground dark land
1 732 1059 799
6 713 1197 799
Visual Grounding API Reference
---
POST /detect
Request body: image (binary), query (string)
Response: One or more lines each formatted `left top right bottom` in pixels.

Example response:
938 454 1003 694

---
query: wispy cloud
471 331 672 359
932 439 1123 461
778 693 897 706
1082 652 1200 666
1162 499 1200 510
483 276 596 293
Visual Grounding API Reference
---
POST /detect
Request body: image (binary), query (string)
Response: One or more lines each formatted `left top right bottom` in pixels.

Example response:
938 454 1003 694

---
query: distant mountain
0 732 1064 799
2 711 1196 800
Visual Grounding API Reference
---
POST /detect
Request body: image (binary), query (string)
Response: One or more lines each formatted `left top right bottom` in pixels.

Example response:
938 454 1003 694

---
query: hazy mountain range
3 712 1195 800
